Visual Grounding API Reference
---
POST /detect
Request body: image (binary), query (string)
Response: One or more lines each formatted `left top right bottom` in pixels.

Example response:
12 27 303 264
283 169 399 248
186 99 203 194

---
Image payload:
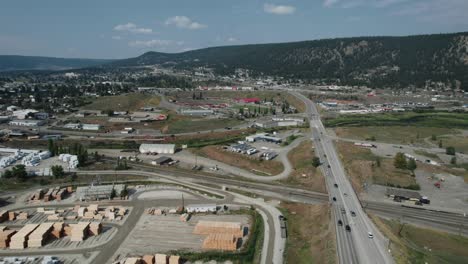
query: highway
292 92 394 264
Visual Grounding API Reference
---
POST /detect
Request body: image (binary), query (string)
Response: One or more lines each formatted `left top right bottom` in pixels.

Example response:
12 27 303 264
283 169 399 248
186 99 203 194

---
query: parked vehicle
345 225 351 231
338 220 343 226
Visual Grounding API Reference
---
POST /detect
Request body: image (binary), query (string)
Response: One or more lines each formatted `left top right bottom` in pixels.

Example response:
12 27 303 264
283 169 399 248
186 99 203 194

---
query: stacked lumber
88 222 102 236
67 186 73 193
88 204 99 213
9 224 39 249
73 205 81 213
193 221 243 238
154 254 167 264
63 225 72 236
142 255 155 264
77 207 87 217
117 207 127 216
0 227 17 248
202 233 238 251
124 258 142 264
65 215 77 220
37 208 45 213
51 222 64 238
83 211 96 219
47 214 63 221
43 188 54 202
28 222 54 248
70 222 90 242
16 212 28 220
30 189 44 201
168 256 180 264
8 211 16 221
0 211 7 223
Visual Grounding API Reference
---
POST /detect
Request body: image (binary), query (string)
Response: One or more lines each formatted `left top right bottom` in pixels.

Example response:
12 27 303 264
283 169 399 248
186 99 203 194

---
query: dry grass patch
336 142 417 192
282 203 336 264
370 214 468 264
281 140 327 193
335 126 456 145
194 145 284 176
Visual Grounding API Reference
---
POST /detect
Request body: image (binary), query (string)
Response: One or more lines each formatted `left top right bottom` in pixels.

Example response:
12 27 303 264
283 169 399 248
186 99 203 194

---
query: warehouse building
179 109 214 116
139 144 176 154
82 124 101 131
186 204 217 213
76 184 126 201
9 119 45 127
245 133 282 144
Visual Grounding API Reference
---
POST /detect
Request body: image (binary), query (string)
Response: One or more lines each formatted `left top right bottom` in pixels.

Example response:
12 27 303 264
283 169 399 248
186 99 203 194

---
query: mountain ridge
0 55 114 72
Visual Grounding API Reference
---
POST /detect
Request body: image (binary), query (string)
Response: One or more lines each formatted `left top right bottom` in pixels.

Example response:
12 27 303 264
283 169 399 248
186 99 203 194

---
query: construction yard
114 213 251 258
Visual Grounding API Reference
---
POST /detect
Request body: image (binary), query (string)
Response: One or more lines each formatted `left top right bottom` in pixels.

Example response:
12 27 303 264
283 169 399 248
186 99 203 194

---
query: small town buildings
245 133 282 144
63 123 82 130
151 156 173 166
139 144 176 154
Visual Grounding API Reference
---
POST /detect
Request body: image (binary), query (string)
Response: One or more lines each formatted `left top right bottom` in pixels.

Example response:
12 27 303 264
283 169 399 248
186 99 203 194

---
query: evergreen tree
394 152 407 169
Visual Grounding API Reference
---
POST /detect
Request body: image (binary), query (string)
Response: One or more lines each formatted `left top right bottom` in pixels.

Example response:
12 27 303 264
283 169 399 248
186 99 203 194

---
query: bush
446 146 456 155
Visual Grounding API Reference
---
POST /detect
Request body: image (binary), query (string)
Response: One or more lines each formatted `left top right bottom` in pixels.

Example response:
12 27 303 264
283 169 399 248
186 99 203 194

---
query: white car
368 232 374 239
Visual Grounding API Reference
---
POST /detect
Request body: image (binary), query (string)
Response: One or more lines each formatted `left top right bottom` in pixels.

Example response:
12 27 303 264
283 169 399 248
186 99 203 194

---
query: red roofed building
235 98 261 104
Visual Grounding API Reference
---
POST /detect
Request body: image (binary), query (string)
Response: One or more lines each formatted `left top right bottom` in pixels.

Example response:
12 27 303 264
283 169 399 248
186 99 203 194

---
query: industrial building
255 116 305 128
9 119 45 127
229 144 257 155
186 204 217 213
245 133 282 144
82 124 101 131
151 156 173 166
139 144 176 154
179 109 214 116
63 123 82 130
76 184 126 201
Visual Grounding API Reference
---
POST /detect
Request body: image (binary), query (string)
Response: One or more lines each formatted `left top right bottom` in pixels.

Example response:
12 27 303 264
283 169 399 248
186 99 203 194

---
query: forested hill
0 55 113 72
112 32 468 89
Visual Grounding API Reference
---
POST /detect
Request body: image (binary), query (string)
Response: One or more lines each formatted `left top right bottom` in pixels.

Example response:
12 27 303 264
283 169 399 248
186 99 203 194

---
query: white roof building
9 119 45 127
186 204 217 213
82 124 101 131
139 144 176 154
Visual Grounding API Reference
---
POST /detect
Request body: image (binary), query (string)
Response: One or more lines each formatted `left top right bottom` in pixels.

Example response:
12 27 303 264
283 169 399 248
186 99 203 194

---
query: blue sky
0 0 467 59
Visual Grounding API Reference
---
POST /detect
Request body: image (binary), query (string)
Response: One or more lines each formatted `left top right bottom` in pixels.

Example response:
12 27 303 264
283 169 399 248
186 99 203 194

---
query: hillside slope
112 32 468 89
0 55 113 72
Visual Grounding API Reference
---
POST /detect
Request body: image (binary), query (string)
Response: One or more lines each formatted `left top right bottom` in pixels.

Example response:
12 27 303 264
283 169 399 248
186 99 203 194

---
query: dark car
332 197 337 202
338 220 343 226
327 165 331 168
345 225 351 231
351 211 356 217
334 184 338 188
224 127 232 130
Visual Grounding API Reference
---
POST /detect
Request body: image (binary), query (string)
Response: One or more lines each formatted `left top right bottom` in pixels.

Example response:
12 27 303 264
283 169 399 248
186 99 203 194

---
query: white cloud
114 23 153 34
227 37 238 42
112 36 122 40
165 16 206 29
323 0 340 7
323 0 409 8
391 0 468 25
264 3 296 15
128 39 172 48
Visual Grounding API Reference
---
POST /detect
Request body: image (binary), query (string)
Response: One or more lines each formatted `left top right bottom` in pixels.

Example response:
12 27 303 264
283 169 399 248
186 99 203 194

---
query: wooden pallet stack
51 222 64 238
168 256 180 264
142 255 155 264
28 222 54 248
202 233 238 251
88 222 102 236
70 222 90 242
16 212 28 220
0 226 17 248
154 254 168 264
9 224 39 249
0 211 8 223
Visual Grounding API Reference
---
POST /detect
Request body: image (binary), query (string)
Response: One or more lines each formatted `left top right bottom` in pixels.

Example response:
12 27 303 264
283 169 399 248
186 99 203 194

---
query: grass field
193 145 284 176
324 112 468 129
281 203 336 264
438 134 468 154
83 93 161 111
371 215 468 264
334 126 457 145
336 141 417 192
281 140 327 193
